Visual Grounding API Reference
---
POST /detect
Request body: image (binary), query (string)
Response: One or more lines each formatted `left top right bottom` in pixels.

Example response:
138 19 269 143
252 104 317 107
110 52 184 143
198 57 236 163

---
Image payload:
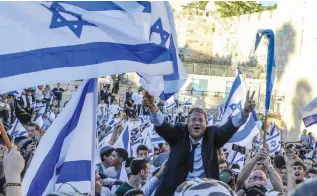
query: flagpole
262 112 268 146
91 78 98 196
0 120 12 149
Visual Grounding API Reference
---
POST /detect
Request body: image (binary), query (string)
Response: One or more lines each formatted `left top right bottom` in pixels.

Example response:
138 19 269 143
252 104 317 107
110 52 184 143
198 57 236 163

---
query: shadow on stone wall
275 22 296 84
289 79 312 141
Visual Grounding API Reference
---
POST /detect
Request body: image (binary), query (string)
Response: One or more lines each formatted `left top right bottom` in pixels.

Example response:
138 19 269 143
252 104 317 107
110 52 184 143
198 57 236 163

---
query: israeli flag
165 96 176 111
217 105 224 121
215 67 246 126
258 124 281 155
228 151 245 169
114 123 131 156
151 130 165 144
138 2 187 100
301 97 317 127
7 119 28 138
254 29 275 114
0 2 186 95
22 79 97 196
33 113 45 130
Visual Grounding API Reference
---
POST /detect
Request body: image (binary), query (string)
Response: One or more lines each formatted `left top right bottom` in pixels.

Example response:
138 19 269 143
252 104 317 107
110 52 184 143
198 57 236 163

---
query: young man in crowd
115 158 151 196
96 146 114 179
218 159 229 173
52 83 67 109
136 145 149 160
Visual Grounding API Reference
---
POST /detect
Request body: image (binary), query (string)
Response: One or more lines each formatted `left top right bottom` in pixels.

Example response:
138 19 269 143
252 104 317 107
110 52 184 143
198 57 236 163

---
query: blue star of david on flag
229 101 242 112
150 19 170 47
44 2 96 38
270 140 276 148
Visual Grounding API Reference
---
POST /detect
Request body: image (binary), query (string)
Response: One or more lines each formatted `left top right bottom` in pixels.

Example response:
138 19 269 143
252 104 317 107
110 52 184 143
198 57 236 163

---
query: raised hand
242 90 256 118
142 92 157 112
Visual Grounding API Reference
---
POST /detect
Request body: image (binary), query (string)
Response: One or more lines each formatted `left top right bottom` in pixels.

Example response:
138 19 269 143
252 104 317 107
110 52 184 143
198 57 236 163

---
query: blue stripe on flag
0 42 170 78
61 1 125 11
303 114 317 128
136 1 151 13
122 127 129 150
223 74 241 112
228 111 256 143
55 160 91 183
26 80 94 196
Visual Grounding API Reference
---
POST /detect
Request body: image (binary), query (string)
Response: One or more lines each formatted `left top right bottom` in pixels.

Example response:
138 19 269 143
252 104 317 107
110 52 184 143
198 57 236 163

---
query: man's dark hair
187 108 207 122
114 148 128 162
274 155 286 169
124 189 145 196
294 161 306 171
137 145 149 154
218 159 228 167
125 157 135 168
231 163 240 170
130 158 149 175
281 165 287 170
307 168 317 175
27 122 40 131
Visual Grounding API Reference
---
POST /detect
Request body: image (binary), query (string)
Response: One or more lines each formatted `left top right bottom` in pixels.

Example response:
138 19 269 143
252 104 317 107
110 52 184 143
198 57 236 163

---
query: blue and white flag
33 113 45 130
7 119 28 138
215 67 246 127
207 113 214 126
254 29 275 114
0 2 186 95
227 151 245 169
138 2 187 100
114 123 131 156
165 96 176 111
301 97 317 127
22 79 97 196
258 124 281 155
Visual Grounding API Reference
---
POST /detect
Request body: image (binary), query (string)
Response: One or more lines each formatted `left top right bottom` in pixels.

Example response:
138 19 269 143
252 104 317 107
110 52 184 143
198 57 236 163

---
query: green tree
182 1 209 10
215 1 277 17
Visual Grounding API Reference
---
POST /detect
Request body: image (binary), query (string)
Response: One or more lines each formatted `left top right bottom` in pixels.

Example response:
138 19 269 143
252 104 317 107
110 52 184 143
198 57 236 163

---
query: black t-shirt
52 88 65 100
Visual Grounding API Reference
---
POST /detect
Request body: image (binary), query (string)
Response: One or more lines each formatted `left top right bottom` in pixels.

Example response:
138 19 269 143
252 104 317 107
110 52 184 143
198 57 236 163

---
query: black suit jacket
154 119 239 196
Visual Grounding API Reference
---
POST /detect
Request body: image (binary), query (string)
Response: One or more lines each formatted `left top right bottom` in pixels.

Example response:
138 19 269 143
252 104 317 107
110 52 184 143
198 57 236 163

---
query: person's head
273 155 285 173
125 157 135 178
306 168 317 179
123 189 145 196
218 159 228 172
74 85 78 90
280 165 287 183
303 158 314 170
293 161 306 184
100 146 114 165
110 148 128 166
127 87 132 92
289 178 317 196
218 148 225 160
219 168 235 190
27 122 41 138
154 147 160 155
100 99 105 104
136 145 149 159
130 158 151 180
174 178 236 196
112 99 117 105
57 83 61 88
38 85 44 90
187 108 207 141
248 170 267 185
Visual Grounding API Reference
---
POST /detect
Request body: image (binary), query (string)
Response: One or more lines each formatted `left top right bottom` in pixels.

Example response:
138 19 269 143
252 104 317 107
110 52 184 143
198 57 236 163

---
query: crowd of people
0 79 317 196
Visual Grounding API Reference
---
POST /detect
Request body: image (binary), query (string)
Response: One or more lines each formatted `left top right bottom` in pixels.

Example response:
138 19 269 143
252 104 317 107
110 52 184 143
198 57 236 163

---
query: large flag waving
22 79 97 196
7 119 28 138
254 29 275 114
0 2 187 98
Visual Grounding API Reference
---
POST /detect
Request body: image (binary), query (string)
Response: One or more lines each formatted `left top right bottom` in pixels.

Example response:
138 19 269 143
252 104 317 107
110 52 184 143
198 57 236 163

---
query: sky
259 1 277 6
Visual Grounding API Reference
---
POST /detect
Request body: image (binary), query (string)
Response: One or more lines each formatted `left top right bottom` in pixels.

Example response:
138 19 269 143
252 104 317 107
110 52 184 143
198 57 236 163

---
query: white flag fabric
301 97 317 127
114 122 131 156
258 124 281 155
165 96 176 111
0 2 186 97
207 113 214 127
7 119 28 138
22 79 97 196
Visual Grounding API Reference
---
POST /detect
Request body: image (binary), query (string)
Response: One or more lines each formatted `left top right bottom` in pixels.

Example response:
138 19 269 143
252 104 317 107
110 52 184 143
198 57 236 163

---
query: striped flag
0 2 186 99
7 119 28 138
22 79 97 195
165 96 176 111
301 97 317 127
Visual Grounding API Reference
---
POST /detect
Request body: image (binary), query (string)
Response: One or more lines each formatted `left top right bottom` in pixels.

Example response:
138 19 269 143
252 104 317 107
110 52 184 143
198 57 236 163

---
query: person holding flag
143 91 256 196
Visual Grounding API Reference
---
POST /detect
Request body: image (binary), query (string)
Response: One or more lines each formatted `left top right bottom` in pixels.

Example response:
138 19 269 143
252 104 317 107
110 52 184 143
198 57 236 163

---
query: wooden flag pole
0 120 12 149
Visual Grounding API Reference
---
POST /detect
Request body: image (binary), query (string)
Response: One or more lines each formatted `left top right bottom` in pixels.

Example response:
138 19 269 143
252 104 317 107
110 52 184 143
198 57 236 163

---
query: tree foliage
183 1 277 17
215 1 277 17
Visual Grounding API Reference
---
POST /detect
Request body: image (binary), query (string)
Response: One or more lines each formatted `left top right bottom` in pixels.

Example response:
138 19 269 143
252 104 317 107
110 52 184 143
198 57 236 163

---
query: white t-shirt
35 88 44 101
108 104 120 117
136 94 143 105
97 103 108 116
